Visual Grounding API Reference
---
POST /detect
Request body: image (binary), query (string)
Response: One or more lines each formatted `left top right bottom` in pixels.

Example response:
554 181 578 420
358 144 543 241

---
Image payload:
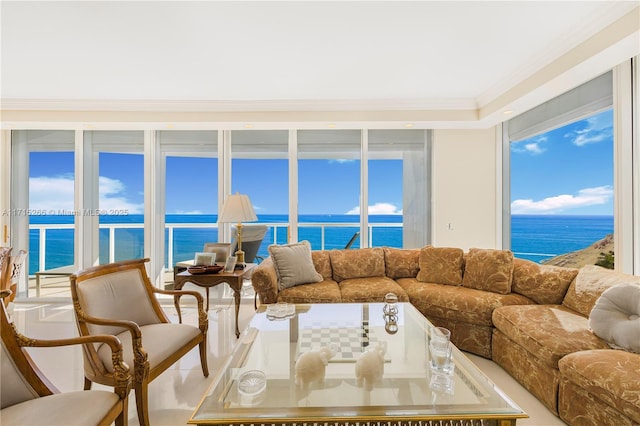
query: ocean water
27 214 613 274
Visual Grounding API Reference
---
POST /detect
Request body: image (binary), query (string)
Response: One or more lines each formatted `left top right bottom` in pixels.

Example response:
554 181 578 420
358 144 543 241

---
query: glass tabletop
190 303 526 425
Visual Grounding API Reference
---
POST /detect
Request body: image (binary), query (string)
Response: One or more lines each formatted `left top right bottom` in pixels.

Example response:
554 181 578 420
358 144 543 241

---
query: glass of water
429 326 452 373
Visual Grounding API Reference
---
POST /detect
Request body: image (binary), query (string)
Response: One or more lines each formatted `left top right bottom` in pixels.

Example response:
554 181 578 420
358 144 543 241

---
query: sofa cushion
558 349 640 424
277 279 342 304
268 241 323 290
330 248 385 282
562 264 640 317
397 278 533 327
462 248 514 294
589 282 640 353
339 276 409 303
383 247 420 279
512 258 578 304
311 250 333 280
416 246 464 285
492 304 610 368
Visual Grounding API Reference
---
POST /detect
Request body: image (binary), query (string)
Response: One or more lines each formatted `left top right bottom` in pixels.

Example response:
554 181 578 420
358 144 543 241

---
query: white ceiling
1 1 639 126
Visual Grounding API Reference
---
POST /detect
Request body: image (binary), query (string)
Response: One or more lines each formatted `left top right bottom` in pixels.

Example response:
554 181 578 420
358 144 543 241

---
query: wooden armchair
0 289 131 426
69 258 209 426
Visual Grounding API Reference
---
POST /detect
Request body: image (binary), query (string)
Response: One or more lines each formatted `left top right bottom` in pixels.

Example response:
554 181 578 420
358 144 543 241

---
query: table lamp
218 193 258 264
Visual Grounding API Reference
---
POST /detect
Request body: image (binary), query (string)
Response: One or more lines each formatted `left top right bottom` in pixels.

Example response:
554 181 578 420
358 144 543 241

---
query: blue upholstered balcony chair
0 289 131 426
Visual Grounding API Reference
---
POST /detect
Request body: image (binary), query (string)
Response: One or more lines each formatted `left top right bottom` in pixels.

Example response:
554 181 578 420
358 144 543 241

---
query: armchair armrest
251 257 279 304
153 287 208 330
23 333 131 398
75 313 148 370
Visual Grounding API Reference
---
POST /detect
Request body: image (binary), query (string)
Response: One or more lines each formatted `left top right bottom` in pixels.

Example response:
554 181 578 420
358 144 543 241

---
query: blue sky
510 108 613 215
28 111 613 217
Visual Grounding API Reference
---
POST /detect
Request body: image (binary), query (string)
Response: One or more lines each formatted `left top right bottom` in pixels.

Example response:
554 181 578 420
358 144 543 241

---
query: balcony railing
28 221 403 275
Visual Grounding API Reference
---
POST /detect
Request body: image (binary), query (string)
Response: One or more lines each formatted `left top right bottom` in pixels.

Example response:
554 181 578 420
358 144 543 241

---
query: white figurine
294 346 336 389
355 342 386 391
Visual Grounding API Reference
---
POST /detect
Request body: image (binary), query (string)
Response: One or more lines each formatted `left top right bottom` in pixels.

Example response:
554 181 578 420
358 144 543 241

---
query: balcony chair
0 289 131 426
344 231 360 249
69 258 209 426
231 224 268 264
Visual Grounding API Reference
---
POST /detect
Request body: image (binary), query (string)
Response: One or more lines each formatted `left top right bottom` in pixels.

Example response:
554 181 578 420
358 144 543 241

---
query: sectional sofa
251 243 640 425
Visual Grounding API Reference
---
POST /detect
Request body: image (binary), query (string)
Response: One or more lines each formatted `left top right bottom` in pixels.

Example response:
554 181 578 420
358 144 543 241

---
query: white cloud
29 175 144 214
512 135 547 155
566 111 613 147
29 176 75 210
511 186 613 214
346 202 402 215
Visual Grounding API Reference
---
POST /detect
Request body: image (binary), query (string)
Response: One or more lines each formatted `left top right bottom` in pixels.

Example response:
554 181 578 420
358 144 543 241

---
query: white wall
431 128 499 250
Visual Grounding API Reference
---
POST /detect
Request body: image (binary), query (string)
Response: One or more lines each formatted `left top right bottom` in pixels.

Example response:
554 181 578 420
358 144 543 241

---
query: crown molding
0 97 478 113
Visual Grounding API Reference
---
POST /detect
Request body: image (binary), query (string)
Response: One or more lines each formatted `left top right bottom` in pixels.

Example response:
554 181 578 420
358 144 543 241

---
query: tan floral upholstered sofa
251 243 640 425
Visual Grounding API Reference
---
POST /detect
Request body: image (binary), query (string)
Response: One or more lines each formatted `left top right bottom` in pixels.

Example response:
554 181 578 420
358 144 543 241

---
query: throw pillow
563 264 640 317
511 258 578 304
589 282 640 353
416 246 464 285
268 241 323 290
462 248 514 294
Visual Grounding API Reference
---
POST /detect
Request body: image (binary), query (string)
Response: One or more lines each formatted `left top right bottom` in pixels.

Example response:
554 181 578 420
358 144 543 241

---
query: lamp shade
218 193 258 223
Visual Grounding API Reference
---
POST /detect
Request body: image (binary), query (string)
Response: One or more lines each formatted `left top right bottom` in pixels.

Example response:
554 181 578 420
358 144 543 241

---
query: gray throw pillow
268 241 323 290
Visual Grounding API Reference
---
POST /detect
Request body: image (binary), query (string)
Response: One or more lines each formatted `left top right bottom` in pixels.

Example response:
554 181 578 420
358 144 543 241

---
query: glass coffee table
190 303 527 425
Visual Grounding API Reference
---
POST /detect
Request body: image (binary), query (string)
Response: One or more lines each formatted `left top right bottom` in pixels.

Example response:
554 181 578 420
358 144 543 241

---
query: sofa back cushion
268 241 324 290
563 264 640 317
416 246 464 285
311 250 333 280
330 248 385 282
512 258 578 304
462 248 514 294
383 247 420 279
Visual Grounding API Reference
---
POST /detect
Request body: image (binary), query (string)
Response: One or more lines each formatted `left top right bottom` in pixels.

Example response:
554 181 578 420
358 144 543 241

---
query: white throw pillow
268 241 323 290
589 282 640 353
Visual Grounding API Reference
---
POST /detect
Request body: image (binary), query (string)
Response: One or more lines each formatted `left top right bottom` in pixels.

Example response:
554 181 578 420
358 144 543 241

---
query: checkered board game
297 320 388 363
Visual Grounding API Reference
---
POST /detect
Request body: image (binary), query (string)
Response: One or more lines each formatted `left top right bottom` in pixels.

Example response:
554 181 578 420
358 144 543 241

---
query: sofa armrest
251 257 279 304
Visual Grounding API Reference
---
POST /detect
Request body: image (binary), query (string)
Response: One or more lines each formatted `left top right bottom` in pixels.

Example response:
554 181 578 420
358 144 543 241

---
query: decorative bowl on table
188 264 223 274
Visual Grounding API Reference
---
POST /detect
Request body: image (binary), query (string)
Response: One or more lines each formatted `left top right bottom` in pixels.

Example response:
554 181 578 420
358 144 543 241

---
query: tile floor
8 298 565 425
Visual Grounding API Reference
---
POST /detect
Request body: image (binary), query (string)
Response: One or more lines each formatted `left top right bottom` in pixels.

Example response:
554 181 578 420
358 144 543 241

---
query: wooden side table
173 266 253 338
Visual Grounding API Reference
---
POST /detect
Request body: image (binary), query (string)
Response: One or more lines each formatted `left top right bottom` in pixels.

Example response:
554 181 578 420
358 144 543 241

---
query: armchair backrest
71 258 167 337
1 291 54 409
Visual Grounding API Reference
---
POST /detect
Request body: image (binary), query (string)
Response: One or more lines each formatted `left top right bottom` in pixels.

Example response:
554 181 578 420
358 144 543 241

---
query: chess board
297 320 386 362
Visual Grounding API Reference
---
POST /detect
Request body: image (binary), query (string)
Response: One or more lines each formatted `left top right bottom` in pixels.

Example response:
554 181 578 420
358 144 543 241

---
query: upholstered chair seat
96 323 203 373
1 390 121 426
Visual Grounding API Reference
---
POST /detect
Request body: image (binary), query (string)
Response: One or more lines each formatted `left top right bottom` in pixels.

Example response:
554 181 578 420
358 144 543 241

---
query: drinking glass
429 326 452 373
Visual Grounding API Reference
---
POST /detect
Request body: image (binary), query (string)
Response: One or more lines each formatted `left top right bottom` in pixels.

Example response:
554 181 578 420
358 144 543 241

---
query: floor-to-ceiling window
11 130 75 298
159 131 218 277
505 72 614 268
297 130 362 250
368 129 430 249
8 126 432 299
84 131 145 265
230 130 289 257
